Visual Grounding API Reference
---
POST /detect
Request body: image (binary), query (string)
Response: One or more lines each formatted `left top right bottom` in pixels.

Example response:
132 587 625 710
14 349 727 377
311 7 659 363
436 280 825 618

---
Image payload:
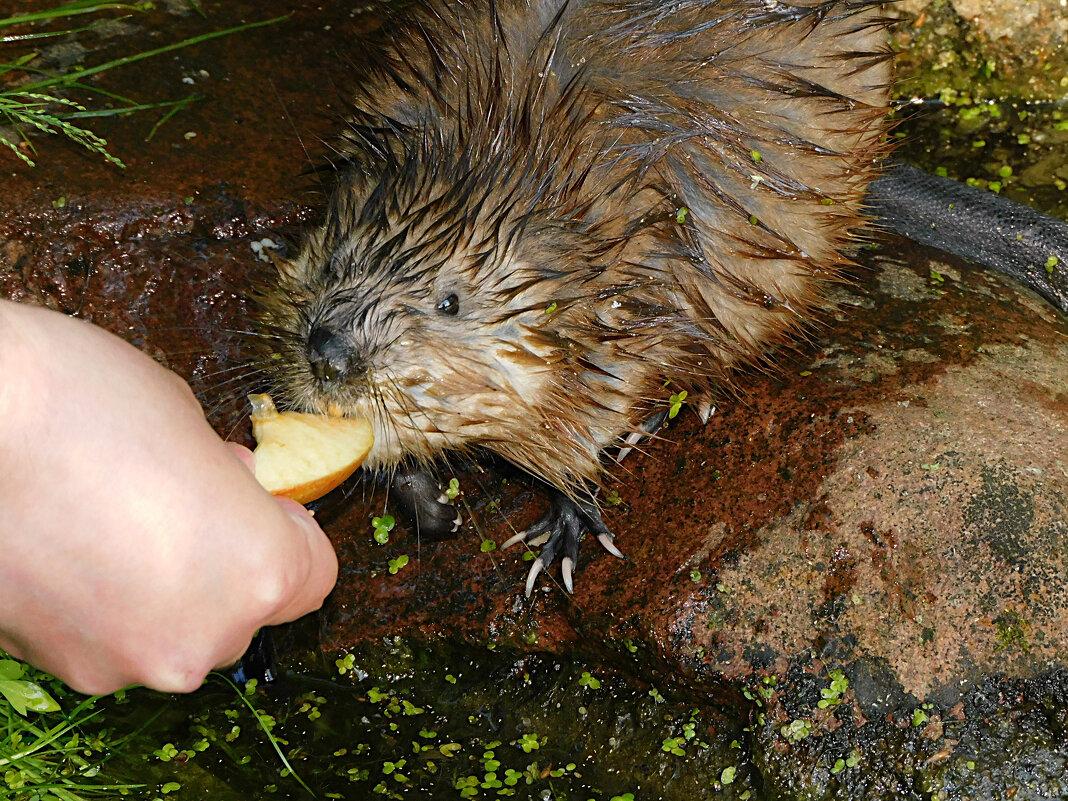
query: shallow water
893 100 1068 220
100 642 753 800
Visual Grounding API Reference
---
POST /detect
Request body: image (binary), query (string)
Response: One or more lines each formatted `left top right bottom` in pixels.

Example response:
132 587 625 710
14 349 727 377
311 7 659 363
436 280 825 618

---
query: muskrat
252 0 1067 593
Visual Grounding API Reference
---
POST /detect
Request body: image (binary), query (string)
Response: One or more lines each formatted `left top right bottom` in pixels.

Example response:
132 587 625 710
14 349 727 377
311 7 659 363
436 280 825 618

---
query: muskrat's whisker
195 360 270 382
196 376 266 406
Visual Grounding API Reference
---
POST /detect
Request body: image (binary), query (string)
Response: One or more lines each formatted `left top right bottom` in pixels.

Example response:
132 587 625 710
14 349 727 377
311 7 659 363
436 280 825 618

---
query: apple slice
248 394 374 504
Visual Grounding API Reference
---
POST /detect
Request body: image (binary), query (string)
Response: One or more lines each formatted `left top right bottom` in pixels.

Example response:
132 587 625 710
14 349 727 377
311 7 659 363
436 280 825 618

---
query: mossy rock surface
892 0 1068 103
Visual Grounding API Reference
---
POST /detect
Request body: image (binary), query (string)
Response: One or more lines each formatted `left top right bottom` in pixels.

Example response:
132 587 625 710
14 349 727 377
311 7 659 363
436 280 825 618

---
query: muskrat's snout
307 323 365 387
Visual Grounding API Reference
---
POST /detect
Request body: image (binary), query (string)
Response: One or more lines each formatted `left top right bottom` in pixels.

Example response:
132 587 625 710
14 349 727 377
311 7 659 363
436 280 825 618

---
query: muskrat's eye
437 293 459 316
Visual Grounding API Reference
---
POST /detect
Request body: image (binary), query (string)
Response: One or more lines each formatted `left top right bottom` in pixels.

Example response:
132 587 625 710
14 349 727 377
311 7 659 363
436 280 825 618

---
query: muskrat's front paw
389 466 462 539
503 490 623 596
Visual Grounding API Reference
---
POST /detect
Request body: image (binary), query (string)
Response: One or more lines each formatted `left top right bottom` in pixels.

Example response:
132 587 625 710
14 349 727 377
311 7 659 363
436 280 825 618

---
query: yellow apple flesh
248 394 374 504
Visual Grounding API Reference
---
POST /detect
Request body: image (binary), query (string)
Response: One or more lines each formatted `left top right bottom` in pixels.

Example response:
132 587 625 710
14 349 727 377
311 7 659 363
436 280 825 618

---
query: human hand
0 299 337 695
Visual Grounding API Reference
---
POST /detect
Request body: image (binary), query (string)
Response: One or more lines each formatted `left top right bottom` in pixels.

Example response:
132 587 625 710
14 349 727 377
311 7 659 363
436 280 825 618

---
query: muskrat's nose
307 324 354 385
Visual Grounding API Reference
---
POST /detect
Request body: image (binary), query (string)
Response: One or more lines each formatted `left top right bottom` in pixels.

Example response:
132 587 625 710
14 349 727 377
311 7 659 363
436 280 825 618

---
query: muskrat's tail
868 161 1068 313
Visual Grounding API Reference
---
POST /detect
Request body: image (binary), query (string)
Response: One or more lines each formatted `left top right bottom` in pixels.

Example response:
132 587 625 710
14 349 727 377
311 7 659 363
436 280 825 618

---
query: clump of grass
0 2 286 167
1 655 312 799
0 90 129 166
0 655 144 800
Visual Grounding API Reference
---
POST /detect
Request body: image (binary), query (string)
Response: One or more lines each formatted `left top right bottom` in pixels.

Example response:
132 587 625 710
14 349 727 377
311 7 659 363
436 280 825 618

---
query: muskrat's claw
616 401 716 463
502 490 622 596
389 466 462 540
616 409 668 464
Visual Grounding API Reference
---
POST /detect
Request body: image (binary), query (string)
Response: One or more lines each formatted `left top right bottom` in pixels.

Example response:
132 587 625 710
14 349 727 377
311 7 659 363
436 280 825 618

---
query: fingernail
226 442 256 473
277 497 324 534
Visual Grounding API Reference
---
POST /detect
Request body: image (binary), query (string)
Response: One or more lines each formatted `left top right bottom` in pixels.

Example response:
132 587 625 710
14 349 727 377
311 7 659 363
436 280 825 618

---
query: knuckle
248 554 300 613
165 369 204 416
70 674 122 697
144 656 212 694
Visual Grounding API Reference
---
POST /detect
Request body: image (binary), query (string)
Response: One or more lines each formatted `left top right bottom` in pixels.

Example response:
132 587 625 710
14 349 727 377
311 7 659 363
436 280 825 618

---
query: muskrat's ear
264 244 310 285
263 247 291 276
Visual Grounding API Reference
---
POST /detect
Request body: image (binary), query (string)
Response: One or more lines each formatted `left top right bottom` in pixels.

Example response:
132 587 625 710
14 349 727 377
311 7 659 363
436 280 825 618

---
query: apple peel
248 394 374 505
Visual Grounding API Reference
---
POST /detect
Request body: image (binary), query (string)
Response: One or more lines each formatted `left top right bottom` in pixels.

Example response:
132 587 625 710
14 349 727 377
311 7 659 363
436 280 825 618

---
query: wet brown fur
255 0 894 495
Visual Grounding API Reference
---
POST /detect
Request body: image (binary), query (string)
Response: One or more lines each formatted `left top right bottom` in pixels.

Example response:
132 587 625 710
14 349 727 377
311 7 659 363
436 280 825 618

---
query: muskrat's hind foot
616 401 716 463
503 490 623 596
390 466 462 540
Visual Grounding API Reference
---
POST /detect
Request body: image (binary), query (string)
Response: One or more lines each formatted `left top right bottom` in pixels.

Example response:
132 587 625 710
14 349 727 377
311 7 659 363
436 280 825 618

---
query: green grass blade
15 14 290 94
0 710 102 767
145 94 200 140
2 13 139 44
0 2 147 29
211 672 316 797
59 93 202 119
